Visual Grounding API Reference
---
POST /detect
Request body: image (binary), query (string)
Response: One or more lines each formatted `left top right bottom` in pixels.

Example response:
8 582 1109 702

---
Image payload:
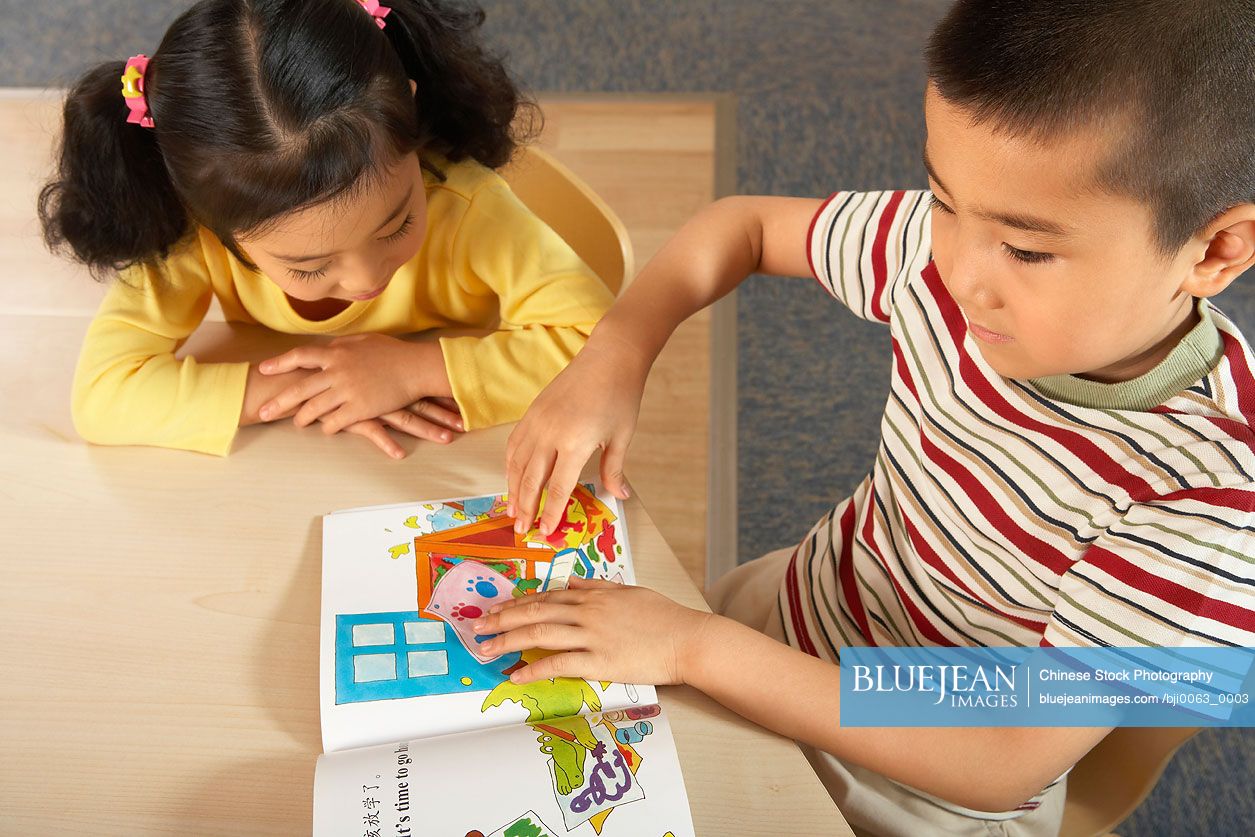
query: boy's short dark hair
926 0 1255 254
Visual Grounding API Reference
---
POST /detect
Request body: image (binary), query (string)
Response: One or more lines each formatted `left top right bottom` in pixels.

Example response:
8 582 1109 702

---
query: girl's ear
409 79 417 95
1182 204 1255 298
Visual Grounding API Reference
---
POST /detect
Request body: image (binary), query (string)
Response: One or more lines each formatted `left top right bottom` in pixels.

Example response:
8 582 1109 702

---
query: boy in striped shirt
479 1 1255 833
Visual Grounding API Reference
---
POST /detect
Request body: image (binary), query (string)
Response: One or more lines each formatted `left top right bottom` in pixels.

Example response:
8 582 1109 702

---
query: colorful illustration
465 810 561 837
530 709 659 833
333 610 521 704
413 515 548 619
330 487 636 712
481 648 605 721
426 560 518 662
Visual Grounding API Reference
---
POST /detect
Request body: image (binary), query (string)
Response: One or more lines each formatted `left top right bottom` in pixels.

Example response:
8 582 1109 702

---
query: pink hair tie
356 0 391 28
120 54 154 128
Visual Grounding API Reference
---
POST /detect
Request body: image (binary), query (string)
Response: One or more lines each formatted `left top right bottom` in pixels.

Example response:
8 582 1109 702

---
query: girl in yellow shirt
38 0 613 457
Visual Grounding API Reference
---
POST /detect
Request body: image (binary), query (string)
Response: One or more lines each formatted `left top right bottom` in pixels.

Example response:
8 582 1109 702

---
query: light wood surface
0 314 843 834
0 92 843 833
0 90 722 587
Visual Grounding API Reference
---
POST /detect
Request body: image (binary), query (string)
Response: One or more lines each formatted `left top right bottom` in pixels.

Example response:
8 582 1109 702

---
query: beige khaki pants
707 548 1067 837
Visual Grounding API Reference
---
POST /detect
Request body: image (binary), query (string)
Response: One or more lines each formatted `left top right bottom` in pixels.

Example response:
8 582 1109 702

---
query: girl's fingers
478 623 586 657
258 345 330 375
411 399 465 432
506 651 596 684
320 404 366 436
259 372 330 421
344 419 405 459
293 388 344 428
379 409 455 444
512 447 557 535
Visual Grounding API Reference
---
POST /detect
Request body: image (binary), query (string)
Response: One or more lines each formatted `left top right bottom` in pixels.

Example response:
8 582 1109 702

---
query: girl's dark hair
39 0 537 277
926 0 1255 254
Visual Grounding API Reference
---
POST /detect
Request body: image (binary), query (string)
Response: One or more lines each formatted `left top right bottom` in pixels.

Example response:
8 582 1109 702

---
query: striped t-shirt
781 189 1255 661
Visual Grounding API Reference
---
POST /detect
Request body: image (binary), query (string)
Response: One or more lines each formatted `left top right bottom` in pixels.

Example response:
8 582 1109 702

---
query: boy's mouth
968 322 1013 344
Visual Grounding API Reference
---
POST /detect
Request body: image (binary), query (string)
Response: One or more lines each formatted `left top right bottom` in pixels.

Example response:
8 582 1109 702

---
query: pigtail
383 0 540 169
38 61 190 279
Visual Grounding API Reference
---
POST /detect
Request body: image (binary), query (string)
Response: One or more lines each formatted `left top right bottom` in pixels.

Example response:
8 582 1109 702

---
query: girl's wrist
402 340 451 401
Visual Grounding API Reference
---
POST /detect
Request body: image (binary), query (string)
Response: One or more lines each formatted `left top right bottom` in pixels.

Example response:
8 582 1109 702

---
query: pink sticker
427 560 517 662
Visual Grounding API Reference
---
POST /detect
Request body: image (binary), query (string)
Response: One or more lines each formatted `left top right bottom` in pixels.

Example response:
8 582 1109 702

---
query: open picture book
313 484 696 836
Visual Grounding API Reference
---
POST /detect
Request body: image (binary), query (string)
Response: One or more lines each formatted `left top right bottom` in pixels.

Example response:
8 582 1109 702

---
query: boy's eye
382 212 415 243
1003 244 1054 265
928 193 955 215
288 265 329 281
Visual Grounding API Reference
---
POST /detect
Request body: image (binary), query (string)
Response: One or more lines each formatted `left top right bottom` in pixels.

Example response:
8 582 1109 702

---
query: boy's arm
685 613 1110 813
476 578 1108 813
507 196 824 531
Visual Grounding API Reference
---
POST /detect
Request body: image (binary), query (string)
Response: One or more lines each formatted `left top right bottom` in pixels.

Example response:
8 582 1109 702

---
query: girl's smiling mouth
349 282 390 301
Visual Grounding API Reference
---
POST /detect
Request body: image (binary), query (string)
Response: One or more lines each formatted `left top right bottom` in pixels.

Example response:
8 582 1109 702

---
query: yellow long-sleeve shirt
71 158 615 455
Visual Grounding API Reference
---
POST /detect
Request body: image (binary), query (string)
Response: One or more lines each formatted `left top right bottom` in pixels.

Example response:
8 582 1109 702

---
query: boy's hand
506 335 648 535
471 576 713 686
256 335 463 442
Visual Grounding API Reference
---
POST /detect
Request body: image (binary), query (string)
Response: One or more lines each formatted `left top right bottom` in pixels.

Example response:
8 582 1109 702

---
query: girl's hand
506 334 649 536
257 335 462 436
471 577 713 686
335 398 465 458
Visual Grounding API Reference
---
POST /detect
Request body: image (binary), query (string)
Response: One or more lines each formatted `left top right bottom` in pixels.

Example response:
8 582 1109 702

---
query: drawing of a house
412 515 548 619
334 488 619 706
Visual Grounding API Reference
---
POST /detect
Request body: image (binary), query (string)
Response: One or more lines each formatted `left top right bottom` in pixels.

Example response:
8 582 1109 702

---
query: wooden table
0 329 845 835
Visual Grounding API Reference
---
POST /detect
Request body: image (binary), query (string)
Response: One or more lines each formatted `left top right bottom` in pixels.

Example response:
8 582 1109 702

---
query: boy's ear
1182 204 1255 298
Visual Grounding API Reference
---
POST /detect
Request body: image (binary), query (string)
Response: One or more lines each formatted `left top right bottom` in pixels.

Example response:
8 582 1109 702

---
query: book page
320 485 656 753
313 704 695 837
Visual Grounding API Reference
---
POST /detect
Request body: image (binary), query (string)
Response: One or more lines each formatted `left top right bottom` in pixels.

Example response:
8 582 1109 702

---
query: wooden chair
1059 727 1199 837
502 145 635 296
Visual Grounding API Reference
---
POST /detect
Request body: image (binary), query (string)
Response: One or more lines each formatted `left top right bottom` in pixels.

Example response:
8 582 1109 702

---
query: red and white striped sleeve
806 189 932 324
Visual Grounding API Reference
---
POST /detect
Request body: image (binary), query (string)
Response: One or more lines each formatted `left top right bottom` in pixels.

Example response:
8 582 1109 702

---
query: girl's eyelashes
382 212 415 243
1003 243 1054 265
283 212 415 281
288 265 329 281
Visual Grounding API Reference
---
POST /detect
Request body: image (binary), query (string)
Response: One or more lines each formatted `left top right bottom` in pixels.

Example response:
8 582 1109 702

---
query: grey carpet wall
4 2 1251 834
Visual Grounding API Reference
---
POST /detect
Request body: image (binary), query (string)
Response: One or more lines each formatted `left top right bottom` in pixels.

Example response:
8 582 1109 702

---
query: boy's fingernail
391 449 403 459
514 520 525 534
259 362 271 372
489 604 502 614
472 620 485 631
480 639 495 651
440 431 451 441
507 503 515 517
259 406 271 420
539 523 551 536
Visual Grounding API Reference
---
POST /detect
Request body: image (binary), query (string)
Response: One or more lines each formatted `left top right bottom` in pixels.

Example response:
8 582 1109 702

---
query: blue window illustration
334 611 520 704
